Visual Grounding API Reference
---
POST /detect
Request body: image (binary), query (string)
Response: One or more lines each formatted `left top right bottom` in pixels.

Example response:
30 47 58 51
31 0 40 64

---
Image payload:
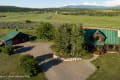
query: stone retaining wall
53 54 82 62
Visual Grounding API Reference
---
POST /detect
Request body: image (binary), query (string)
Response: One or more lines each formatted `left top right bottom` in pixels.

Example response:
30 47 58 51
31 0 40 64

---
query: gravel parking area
15 42 96 80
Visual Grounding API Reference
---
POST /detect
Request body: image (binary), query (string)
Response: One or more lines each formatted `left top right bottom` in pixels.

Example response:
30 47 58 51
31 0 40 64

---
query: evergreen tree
71 24 85 56
53 23 86 56
54 24 72 54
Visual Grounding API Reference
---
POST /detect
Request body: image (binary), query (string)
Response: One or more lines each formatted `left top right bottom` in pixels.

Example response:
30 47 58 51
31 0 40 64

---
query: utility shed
0 30 29 46
85 29 120 52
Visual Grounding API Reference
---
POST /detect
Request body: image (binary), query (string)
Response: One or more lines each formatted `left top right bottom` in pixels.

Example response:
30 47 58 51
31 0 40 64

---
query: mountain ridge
63 5 120 9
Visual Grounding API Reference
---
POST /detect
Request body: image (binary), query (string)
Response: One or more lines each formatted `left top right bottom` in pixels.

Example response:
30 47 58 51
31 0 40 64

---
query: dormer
93 30 106 42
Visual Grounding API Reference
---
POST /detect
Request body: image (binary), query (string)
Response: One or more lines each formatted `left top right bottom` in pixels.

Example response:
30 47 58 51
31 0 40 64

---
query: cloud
63 0 120 7
70 3 78 5
82 2 99 6
103 0 120 6
82 0 120 7
64 3 78 6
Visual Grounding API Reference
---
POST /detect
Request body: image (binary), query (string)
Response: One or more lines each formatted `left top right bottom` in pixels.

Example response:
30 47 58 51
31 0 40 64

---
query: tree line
60 11 120 16
36 22 87 57
0 6 120 16
0 21 39 29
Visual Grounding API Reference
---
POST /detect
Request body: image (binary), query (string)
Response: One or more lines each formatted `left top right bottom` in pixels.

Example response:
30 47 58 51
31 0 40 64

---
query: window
95 36 101 41
108 45 114 50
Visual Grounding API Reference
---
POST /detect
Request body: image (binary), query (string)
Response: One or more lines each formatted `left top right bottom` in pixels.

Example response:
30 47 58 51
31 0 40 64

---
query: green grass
0 29 11 37
81 54 93 59
88 54 120 80
0 12 120 29
0 54 46 80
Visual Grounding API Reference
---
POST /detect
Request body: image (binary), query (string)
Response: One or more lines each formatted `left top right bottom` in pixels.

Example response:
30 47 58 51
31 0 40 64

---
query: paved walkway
15 42 97 80
86 55 99 62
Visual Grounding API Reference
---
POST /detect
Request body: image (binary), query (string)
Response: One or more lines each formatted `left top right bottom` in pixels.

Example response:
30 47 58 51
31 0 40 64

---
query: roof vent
118 30 120 37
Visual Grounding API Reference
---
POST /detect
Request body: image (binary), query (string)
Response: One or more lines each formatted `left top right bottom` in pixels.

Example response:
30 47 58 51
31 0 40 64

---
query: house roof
0 30 20 41
85 29 120 45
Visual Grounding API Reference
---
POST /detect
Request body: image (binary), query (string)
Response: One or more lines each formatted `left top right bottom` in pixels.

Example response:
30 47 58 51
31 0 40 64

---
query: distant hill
0 5 120 12
0 6 96 12
112 5 120 9
0 6 41 12
63 5 109 8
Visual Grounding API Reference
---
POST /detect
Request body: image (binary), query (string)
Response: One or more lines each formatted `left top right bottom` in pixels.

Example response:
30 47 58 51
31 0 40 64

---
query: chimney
118 29 120 37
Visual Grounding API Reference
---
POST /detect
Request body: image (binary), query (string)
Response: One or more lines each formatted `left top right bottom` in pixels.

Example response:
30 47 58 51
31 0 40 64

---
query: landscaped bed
54 53 93 59
0 54 46 80
88 53 120 80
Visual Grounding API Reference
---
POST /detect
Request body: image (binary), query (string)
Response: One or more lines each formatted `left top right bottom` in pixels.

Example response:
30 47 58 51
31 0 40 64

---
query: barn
0 30 29 46
85 28 120 54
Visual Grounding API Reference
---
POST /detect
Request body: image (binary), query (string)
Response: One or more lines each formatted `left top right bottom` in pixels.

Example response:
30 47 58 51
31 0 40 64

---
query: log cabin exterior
0 30 29 46
85 29 120 54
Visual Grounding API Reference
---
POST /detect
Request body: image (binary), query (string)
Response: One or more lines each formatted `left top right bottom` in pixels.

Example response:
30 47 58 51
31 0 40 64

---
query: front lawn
81 53 93 59
88 54 120 80
0 54 46 80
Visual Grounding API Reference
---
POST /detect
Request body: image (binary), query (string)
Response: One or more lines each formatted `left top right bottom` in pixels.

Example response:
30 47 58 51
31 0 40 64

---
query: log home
85 28 120 53
0 30 29 46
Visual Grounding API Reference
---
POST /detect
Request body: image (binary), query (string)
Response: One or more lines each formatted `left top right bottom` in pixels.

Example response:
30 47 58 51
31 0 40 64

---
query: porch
94 44 119 55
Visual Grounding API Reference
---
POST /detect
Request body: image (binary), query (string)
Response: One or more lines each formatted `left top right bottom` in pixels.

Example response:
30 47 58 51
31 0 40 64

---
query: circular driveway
15 42 96 80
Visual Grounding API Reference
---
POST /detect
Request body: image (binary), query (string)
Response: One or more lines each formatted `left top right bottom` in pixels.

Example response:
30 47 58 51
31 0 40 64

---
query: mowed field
0 12 120 29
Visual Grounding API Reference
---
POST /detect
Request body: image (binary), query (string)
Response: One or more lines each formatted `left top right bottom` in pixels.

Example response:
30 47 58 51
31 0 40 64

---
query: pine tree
53 23 86 56
54 24 72 54
71 24 85 56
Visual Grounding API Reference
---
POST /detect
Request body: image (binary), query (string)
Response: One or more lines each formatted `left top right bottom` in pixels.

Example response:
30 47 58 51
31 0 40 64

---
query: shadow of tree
40 59 62 72
35 53 62 72
35 53 53 63
14 45 24 49
15 46 35 53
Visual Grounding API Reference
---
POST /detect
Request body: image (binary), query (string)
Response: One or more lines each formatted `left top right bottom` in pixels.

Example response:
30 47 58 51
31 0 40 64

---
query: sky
0 0 120 8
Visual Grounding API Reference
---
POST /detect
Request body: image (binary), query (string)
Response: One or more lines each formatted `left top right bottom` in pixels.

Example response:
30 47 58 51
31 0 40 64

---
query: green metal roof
101 29 120 44
94 42 105 45
85 29 120 45
0 30 20 41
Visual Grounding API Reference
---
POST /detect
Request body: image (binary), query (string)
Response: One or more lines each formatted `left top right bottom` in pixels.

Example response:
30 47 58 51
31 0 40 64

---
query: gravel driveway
15 42 96 80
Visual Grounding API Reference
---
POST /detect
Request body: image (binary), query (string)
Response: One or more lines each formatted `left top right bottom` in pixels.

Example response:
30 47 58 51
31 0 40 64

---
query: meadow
88 54 120 80
0 12 120 29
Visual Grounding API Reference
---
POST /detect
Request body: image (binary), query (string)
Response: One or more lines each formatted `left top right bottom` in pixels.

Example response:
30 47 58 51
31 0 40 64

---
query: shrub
1 45 14 55
80 50 88 56
20 55 39 76
24 20 32 24
0 48 1 52
20 54 33 63
36 22 55 40
118 43 120 54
